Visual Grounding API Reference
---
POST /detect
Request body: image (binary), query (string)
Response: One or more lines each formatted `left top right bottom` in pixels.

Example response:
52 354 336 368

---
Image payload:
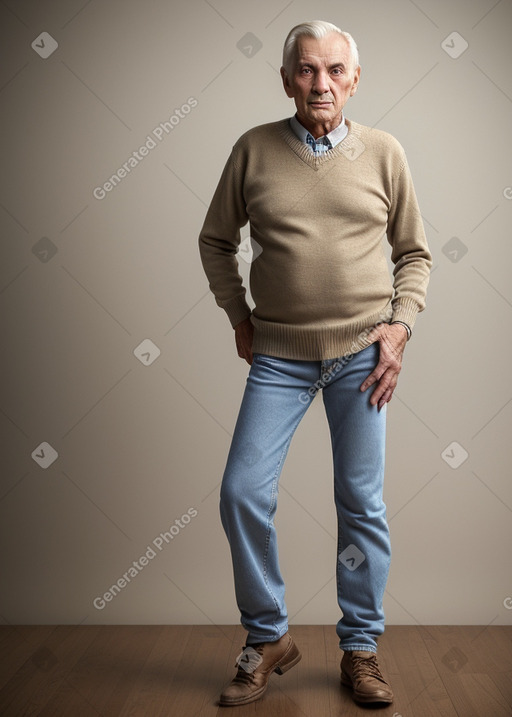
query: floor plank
0 625 102 716
0 625 510 716
381 626 458 716
65 625 161 716
0 625 56 692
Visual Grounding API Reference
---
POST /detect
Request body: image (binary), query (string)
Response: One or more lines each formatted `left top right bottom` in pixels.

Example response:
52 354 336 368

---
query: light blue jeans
219 342 391 653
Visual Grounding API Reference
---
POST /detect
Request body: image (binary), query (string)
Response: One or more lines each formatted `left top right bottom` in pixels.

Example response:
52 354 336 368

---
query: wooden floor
0 625 510 716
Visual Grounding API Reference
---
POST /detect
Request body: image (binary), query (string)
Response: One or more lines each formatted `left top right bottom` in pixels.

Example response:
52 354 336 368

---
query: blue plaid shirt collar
289 113 348 155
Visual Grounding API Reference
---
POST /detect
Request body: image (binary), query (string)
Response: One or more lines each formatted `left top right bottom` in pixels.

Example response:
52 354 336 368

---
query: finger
368 370 395 406
378 390 393 411
360 364 386 392
363 347 402 390
375 376 398 408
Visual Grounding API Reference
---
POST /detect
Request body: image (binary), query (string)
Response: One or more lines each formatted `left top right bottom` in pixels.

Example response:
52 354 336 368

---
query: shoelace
230 669 257 687
351 654 387 684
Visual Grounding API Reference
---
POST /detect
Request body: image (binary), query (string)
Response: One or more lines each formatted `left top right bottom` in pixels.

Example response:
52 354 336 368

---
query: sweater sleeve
386 150 432 331
198 145 252 328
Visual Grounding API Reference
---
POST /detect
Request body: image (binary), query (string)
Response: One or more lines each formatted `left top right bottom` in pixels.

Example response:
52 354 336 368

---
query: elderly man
199 20 431 707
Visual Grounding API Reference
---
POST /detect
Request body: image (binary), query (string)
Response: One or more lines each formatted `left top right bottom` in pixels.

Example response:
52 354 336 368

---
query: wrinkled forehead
293 33 352 69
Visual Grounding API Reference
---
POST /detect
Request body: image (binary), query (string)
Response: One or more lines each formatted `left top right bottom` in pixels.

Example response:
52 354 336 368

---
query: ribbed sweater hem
250 303 395 361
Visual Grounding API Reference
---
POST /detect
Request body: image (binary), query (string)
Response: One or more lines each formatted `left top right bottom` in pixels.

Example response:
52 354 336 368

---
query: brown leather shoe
219 632 301 706
340 650 393 704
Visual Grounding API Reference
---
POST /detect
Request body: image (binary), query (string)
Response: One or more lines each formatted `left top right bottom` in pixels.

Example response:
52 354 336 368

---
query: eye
331 68 343 75
301 67 312 75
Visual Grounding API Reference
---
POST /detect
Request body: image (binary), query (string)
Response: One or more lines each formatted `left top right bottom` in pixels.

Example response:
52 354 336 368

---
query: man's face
280 32 360 137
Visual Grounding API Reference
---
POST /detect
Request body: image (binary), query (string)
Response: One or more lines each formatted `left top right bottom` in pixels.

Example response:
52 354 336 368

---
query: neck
296 111 343 139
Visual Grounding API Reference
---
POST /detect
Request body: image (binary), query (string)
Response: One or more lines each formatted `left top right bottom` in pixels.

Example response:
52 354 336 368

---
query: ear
350 65 361 97
280 66 295 99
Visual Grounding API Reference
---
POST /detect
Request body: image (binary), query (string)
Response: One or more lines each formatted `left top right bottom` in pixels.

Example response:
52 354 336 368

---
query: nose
312 70 330 96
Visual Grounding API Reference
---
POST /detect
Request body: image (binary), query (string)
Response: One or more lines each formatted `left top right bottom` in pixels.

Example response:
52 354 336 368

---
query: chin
309 110 334 119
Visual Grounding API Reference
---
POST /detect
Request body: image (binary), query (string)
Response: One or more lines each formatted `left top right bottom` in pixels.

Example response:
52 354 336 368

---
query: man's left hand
360 323 408 411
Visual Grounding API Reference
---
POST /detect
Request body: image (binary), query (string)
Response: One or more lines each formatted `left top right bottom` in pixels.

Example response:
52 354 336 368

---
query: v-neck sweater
198 117 432 360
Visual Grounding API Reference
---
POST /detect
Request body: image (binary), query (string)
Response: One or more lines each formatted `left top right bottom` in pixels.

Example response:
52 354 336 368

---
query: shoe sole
340 671 393 704
218 640 302 706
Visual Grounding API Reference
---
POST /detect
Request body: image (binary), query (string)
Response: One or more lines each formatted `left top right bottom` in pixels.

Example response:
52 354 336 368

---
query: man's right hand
234 317 254 365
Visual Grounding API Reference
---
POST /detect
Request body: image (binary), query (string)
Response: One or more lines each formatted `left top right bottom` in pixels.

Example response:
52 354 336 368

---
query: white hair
282 20 359 74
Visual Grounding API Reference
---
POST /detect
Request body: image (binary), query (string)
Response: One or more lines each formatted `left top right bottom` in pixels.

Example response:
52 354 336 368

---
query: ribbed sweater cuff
222 294 252 328
391 297 421 331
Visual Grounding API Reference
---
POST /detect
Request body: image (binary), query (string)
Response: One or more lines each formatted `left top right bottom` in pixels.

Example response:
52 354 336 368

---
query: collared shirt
289 113 348 155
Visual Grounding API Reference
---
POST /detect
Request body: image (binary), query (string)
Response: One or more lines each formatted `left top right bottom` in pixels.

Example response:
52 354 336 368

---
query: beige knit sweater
199 117 432 360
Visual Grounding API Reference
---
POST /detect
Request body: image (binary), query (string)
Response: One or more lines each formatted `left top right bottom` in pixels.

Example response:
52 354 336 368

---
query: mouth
309 101 332 108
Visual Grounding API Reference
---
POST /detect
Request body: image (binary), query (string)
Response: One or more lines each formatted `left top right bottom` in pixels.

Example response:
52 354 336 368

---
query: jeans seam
262 413 305 635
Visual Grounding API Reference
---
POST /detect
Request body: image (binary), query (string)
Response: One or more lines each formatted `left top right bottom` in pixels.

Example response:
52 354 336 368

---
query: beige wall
1 0 511 629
